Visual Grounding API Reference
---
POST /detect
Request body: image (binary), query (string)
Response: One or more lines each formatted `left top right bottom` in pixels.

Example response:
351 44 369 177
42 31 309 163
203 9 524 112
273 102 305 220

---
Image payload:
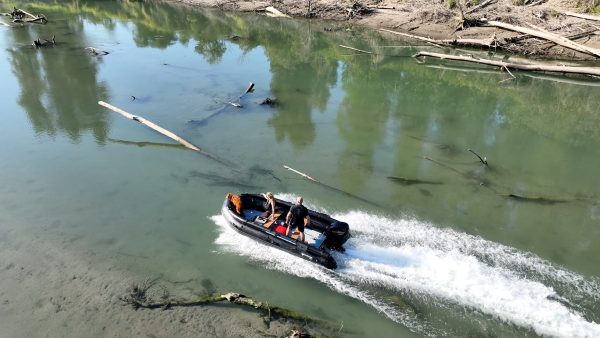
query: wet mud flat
0 223 328 338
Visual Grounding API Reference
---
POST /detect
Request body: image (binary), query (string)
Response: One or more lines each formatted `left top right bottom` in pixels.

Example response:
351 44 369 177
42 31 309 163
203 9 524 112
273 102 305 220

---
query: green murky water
1 1 599 337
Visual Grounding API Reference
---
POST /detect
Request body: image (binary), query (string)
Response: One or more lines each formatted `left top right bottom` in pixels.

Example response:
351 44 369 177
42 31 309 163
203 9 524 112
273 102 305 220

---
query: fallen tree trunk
413 51 600 77
13 7 37 20
8 7 47 23
98 101 231 166
477 18 600 58
380 28 498 48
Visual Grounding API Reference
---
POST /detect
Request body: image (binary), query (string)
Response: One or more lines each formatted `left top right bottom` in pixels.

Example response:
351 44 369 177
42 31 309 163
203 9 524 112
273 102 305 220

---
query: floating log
283 165 381 207
98 101 231 166
387 176 443 186
413 51 600 77
477 18 600 58
85 47 109 56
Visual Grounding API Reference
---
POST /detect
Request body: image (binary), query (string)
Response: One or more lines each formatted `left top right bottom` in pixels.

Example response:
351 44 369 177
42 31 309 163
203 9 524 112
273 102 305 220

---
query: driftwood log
8 7 47 24
121 281 320 324
380 28 499 49
413 51 600 77
477 18 600 58
98 101 231 166
559 11 600 22
259 6 291 18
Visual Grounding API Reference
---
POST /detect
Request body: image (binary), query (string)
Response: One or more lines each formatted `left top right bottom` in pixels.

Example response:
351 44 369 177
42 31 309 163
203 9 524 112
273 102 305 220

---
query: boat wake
211 196 600 337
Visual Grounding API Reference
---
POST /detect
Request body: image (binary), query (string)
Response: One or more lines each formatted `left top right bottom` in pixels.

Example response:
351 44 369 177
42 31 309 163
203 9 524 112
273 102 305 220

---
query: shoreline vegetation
0 220 334 337
172 0 600 78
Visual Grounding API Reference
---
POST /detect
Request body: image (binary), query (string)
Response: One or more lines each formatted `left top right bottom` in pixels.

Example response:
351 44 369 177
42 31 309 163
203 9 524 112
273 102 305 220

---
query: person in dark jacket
285 196 310 242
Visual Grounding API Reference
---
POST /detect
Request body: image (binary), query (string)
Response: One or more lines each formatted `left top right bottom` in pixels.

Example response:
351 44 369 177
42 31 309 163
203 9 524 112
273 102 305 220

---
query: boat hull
221 196 341 269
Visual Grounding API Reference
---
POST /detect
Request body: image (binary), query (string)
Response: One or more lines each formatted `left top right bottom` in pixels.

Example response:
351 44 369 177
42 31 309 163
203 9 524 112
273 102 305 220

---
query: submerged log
413 51 600 77
98 101 231 166
467 149 488 166
499 193 571 205
283 165 382 207
260 97 278 106
32 35 55 48
387 176 443 186
107 138 184 149
190 82 255 125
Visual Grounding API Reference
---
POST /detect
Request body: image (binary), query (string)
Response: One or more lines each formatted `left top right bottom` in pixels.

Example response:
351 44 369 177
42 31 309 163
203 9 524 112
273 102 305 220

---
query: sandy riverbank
172 0 600 60
0 223 325 337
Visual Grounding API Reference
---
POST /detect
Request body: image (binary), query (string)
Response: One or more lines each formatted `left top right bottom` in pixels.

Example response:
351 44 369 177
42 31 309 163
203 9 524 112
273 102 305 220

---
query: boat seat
262 211 283 228
243 209 262 221
285 228 325 247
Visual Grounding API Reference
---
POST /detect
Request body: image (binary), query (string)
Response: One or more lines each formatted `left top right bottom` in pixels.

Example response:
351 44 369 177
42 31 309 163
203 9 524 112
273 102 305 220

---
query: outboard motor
325 221 350 250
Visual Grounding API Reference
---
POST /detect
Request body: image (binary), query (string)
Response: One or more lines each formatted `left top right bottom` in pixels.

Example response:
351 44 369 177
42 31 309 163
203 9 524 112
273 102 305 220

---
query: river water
1 1 599 337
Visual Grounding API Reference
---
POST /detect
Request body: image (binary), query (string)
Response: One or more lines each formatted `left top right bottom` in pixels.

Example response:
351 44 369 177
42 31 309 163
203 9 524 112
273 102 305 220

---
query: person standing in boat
285 196 309 243
261 192 276 220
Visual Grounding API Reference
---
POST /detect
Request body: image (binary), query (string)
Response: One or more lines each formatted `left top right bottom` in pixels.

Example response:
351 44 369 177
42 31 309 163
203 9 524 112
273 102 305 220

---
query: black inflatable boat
221 193 351 269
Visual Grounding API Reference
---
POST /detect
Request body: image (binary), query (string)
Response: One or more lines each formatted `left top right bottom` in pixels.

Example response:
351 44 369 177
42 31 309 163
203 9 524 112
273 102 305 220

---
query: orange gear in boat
225 193 243 214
